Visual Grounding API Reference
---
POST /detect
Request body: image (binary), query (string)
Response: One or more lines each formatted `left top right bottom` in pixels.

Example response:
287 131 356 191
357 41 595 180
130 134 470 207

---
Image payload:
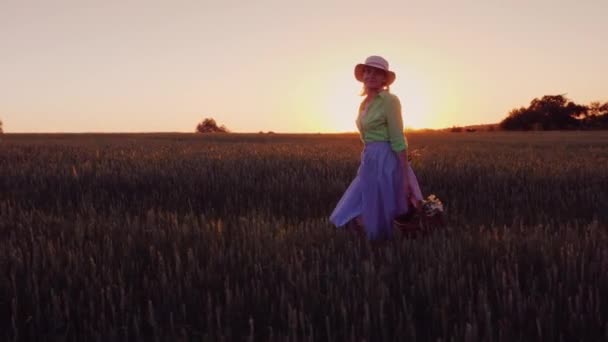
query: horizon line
1 123 502 135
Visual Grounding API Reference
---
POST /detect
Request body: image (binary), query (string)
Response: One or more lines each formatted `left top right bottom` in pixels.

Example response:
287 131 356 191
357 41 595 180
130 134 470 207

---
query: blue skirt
330 142 411 240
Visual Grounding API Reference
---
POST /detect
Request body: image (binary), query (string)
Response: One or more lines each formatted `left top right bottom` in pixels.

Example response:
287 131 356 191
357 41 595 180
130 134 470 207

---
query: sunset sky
2 0 607 133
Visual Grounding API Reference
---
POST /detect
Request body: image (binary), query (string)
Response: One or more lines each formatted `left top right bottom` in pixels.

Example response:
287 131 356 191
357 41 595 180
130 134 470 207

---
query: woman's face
362 66 387 91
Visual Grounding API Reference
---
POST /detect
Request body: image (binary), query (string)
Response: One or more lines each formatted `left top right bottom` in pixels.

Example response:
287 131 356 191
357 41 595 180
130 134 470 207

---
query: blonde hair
360 84 390 96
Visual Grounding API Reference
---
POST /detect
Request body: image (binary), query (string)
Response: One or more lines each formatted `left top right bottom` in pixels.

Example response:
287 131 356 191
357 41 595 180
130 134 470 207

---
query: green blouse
356 90 408 152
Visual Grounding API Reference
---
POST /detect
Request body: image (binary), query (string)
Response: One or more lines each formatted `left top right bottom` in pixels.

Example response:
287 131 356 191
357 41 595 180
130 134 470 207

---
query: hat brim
354 64 396 86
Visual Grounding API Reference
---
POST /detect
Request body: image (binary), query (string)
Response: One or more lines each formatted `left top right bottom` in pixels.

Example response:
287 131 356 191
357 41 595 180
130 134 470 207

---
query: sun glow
324 74 361 132
324 64 435 132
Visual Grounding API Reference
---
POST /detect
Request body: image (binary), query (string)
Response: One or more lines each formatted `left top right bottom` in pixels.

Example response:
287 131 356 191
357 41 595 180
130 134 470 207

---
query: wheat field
1 131 607 341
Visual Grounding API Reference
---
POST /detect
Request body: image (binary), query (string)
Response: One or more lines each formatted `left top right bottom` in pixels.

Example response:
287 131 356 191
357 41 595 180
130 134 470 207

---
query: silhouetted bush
450 126 463 133
196 118 229 133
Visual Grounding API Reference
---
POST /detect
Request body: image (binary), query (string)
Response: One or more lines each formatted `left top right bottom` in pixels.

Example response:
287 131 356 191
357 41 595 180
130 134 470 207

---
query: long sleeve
385 95 407 152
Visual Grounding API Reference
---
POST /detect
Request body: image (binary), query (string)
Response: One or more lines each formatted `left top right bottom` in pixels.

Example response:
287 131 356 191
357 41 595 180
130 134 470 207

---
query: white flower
421 194 444 217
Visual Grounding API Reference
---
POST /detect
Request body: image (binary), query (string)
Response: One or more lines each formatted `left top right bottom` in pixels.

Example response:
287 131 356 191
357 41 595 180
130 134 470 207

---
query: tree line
500 95 608 130
197 94 608 134
3 95 607 135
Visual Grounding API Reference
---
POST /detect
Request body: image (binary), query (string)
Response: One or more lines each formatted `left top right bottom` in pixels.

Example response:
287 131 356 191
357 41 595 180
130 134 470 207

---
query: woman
330 55 423 240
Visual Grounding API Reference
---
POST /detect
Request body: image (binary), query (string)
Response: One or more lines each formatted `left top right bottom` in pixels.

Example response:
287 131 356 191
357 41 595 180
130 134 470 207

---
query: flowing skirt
329 142 423 240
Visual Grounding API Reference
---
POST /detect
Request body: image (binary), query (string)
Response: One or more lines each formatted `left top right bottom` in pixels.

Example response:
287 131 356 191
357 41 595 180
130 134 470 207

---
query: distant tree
500 95 587 130
450 126 463 133
500 107 530 130
584 101 608 129
587 102 603 118
195 118 229 133
0 119 3 134
587 101 608 118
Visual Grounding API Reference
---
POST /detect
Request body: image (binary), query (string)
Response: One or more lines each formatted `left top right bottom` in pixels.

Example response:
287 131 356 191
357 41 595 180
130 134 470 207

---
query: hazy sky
2 0 607 132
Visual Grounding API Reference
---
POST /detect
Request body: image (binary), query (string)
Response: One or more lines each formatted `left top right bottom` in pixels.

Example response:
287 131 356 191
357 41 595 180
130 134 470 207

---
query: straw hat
354 55 396 86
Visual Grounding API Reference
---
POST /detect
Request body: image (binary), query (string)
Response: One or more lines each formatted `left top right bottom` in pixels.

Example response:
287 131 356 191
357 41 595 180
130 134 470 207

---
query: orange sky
1 0 607 133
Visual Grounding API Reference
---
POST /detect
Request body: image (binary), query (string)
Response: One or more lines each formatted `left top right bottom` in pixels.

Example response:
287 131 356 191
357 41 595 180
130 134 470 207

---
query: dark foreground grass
0 132 607 341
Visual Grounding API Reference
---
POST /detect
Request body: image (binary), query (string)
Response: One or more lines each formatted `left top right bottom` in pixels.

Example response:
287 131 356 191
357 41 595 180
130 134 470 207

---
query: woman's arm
386 95 408 153
386 95 421 208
